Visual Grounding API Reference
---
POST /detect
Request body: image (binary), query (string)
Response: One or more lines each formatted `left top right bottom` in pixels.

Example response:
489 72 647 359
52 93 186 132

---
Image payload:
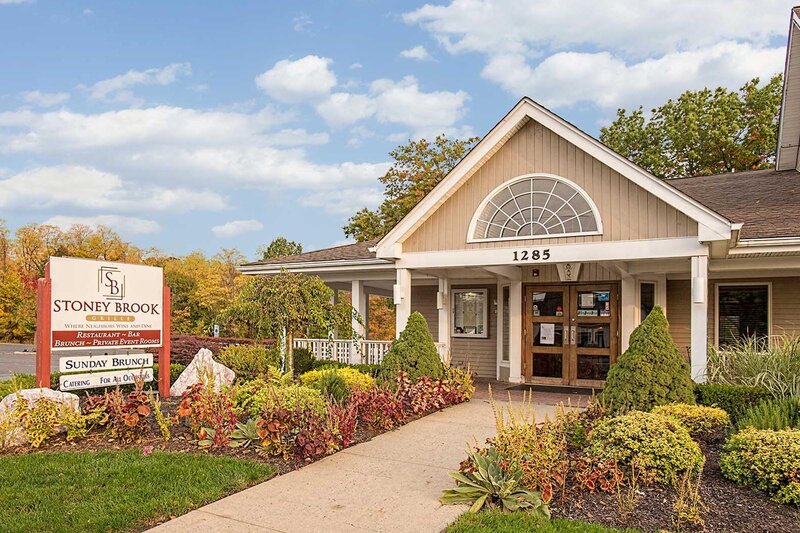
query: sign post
35 257 172 397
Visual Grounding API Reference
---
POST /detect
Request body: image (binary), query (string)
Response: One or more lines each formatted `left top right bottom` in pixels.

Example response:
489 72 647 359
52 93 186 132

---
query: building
240 8 800 388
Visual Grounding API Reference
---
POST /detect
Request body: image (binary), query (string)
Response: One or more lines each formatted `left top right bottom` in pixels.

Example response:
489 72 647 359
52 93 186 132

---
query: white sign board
59 353 153 373
50 257 163 351
59 368 154 391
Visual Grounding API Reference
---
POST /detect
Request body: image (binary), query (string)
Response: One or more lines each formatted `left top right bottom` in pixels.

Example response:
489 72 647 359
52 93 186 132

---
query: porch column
437 277 451 362
690 255 709 382
509 280 523 383
351 280 367 364
620 276 636 352
394 268 412 338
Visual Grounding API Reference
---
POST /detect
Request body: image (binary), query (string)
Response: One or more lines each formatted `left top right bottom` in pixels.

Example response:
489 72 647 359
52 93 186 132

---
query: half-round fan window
469 174 602 242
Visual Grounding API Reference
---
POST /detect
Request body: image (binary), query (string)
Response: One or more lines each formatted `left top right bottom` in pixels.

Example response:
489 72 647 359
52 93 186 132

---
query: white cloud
293 14 312 34
316 92 378 126
300 187 384 215
268 128 329 146
0 165 227 212
255 55 337 103
44 215 160 235
404 0 794 109
400 45 434 61
349 62 363 70
21 90 70 107
0 0 32 4
211 219 264 238
82 8 93 16
85 63 192 102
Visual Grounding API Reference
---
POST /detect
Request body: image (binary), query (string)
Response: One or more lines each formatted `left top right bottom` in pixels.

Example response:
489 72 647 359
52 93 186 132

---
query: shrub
720 428 800 504
379 312 443 383
12 397 60 448
83 379 152 443
177 383 238 447
586 411 704 484
218 344 281 382
314 370 349 404
601 307 695 412
736 397 800 431
444 365 475 401
441 447 551 516
652 403 730 440
694 383 771 423
234 382 326 419
257 402 341 461
299 367 375 395
311 359 381 377
349 387 405 430
707 335 800 398
0 374 36 399
293 347 314 375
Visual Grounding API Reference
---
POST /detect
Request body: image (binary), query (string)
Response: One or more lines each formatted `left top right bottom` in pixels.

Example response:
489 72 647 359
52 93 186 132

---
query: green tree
601 306 695 413
379 311 443 383
600 75 783 179
344 134 479 241
257 237 303 260
222 270 353 374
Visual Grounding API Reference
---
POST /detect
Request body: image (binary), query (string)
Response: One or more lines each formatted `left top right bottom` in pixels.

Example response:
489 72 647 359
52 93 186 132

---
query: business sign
59 367 154 391
58 353 153 373
49 257 164 351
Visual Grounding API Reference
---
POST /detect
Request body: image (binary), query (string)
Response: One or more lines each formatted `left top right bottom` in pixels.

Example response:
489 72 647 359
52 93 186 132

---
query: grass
0 450 275 533
0 373 36 398
447 511 641 533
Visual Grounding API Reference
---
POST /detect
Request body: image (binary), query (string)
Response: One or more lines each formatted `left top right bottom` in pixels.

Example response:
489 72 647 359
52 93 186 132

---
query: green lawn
447 510 641 533
0 450 275 533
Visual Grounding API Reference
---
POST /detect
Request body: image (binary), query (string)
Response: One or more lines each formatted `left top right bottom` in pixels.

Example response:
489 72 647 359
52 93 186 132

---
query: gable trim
376 98 732 259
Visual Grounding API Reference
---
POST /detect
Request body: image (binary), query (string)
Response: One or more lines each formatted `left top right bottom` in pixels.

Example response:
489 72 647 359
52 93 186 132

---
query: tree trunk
286 330 294 375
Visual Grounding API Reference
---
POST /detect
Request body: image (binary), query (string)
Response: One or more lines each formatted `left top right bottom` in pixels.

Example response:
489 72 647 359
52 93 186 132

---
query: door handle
569 326 576 345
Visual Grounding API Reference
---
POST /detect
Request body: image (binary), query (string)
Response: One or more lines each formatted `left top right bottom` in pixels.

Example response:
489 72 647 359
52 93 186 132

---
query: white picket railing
294 338 449 365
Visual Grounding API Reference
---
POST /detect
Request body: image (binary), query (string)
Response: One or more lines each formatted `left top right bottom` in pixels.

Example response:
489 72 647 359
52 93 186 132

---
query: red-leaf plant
257 401 343 461
84 378 152 443
177 383 238 447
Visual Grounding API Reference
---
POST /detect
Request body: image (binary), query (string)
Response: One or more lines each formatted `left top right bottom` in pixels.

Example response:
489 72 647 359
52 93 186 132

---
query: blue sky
0 1 794 260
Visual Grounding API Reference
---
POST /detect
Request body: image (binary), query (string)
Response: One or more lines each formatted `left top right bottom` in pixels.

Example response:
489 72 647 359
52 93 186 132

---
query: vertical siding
666 277 800 360
403 119 698 253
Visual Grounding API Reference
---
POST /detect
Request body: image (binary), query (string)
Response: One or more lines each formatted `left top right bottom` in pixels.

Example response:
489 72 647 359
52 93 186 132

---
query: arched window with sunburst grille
468 174 602 242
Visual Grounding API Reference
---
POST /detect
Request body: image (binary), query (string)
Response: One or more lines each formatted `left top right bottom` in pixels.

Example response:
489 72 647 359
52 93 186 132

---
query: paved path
149 397 558 533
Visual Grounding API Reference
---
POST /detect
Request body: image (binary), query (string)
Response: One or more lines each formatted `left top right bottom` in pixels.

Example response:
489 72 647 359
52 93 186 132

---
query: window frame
638 280 657 324
467 173 603 243
714 282 772 349
451 288 489 339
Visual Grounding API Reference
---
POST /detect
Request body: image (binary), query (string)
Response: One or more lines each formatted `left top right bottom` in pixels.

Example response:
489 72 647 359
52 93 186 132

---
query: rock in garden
170 348 235 396
0 388 81 447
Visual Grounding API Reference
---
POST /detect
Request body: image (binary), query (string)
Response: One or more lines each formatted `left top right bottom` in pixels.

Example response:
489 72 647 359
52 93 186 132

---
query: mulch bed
551 440 800 532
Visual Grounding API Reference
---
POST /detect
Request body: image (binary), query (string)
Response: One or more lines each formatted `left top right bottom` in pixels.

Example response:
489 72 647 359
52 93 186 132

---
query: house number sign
511 249 551 262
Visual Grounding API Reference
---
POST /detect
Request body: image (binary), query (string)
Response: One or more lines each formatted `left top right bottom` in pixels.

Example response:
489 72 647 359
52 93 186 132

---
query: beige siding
667 277 800 359
403 120 698 253
522 263 619 283
411 286 439 333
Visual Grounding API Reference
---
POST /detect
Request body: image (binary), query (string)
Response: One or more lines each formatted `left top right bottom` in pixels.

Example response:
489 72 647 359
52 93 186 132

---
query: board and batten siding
402 119 698 253
667 277 800 360
410 284 498 378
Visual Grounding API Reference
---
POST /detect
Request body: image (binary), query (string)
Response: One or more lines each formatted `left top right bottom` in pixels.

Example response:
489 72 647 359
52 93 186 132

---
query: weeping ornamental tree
601 306 695 412
223 270 354 374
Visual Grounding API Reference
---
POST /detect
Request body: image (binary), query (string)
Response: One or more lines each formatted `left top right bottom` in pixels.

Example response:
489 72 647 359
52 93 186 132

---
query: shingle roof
670 168 800 240
242 238 379 267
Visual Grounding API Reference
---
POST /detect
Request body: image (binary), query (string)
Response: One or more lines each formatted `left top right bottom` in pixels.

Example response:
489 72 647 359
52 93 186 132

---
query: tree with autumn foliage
600 75 783 179
344 134 479 241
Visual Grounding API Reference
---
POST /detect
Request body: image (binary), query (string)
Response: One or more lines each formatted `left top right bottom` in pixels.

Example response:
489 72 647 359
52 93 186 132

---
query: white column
351 280 367 364
509 280 523 383
620 276 636 352
394 268 412 338
690 255 709 382
437 277 451 362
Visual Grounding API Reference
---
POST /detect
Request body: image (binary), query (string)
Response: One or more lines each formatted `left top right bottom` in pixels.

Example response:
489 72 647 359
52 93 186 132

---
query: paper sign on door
540 323 555 345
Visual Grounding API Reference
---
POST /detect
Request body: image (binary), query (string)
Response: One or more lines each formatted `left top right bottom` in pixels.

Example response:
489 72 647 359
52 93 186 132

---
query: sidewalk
148 397 558 533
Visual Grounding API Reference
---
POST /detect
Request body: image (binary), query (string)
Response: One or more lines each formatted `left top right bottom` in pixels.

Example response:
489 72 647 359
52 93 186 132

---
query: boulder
170 348 235 396
0 388 81 447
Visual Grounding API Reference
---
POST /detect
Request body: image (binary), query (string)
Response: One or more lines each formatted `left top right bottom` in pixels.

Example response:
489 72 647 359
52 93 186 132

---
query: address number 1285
512 249 551 261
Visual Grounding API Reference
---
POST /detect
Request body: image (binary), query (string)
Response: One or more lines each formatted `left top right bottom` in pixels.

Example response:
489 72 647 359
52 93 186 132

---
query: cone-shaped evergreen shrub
601 306 694 413
380 311 443 383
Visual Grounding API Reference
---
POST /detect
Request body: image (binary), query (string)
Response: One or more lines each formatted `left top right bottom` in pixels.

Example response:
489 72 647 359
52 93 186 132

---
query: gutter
728 235 800 255
237 258 394 275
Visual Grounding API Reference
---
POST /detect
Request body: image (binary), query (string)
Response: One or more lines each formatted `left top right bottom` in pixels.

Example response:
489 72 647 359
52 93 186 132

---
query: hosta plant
441 447 551 516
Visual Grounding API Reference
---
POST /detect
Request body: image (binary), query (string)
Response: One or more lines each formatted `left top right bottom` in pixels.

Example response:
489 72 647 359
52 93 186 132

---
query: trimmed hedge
310 359 382 377
651 403 730 440
721 428 800 504
299 367 375 394
694 383 771 423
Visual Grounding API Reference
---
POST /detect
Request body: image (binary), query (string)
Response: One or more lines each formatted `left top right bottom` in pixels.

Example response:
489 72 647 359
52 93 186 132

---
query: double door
522 283 619 388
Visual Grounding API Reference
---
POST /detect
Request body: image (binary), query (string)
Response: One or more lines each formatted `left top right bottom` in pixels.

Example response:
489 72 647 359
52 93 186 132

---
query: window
717 284 770 348
469 175 601 242
639 282 655 323
452 288 488 338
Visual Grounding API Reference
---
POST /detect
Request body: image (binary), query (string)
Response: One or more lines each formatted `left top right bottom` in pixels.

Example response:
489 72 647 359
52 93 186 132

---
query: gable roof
241 238 379 267
777 6 800 170
375 97 733 258
671 169 800 240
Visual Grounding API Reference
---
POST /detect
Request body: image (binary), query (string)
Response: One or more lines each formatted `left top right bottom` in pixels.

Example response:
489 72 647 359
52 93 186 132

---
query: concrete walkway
149 397 558 533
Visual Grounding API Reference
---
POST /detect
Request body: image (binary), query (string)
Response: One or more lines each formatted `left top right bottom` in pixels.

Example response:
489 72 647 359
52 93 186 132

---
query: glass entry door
523 283 619 387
